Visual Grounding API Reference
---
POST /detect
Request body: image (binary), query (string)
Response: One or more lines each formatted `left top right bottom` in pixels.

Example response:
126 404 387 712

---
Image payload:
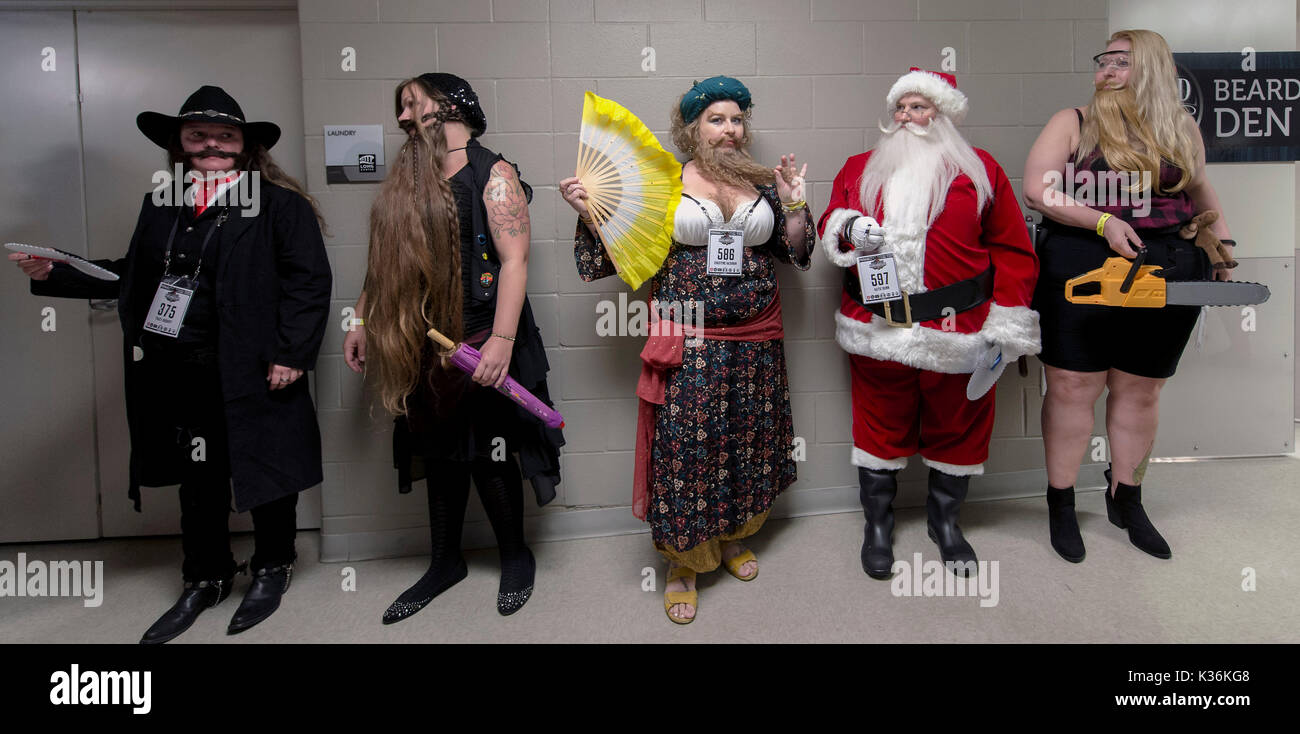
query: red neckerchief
190 171 240 216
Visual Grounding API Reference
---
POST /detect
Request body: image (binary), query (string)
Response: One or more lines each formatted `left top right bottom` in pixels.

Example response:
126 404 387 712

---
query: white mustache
878 120 931 137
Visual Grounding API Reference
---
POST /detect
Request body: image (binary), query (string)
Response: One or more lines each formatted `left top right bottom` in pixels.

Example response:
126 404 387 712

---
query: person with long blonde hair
1023 30 1234 563
343 74 563 623
560 76 813 624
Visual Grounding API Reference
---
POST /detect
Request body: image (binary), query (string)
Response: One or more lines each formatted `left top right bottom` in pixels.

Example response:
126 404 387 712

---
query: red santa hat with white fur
886 67 968 123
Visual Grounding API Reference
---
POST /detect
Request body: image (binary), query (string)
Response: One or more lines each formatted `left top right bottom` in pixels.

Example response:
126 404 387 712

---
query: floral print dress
574 184 814 570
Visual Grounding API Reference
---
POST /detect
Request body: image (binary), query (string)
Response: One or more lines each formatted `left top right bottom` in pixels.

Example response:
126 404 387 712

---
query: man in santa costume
818 68 1040 578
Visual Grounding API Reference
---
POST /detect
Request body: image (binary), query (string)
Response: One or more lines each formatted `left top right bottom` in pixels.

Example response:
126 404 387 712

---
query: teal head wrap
679 76 752 123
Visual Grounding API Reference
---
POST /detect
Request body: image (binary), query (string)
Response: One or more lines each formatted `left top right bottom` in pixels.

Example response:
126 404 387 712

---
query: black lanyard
161 206 228 280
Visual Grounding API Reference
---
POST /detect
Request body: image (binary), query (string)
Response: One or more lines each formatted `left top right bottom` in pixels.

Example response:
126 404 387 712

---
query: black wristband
841 216 857 244
1220 239 1236 246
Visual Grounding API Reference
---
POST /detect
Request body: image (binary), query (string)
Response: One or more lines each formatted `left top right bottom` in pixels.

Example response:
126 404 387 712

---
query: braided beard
364 118 463 415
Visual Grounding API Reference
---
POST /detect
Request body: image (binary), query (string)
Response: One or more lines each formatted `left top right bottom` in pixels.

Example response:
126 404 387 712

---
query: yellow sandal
663 565 698 625
722 546 758 581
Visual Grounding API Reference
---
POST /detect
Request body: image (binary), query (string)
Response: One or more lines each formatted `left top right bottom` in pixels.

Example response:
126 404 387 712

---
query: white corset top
672 193 774 246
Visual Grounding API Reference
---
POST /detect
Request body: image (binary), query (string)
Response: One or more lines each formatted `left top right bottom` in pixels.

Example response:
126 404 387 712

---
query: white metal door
0 11 101 543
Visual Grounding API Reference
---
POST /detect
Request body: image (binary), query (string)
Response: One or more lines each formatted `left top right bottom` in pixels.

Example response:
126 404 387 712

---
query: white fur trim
886 70 969 123
835 310 984 374
852 447 908 471
979 303 1042 359
883 226 927 294
922 457 984 476
821 208 863 267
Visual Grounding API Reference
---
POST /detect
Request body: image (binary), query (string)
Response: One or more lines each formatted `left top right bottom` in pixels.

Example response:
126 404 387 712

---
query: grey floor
4 441 1298 644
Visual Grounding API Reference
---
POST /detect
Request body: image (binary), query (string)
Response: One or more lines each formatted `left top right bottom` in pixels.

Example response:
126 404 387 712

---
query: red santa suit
817 82 1039 476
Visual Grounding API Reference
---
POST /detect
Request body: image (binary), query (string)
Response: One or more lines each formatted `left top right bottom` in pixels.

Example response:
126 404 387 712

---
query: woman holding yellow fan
560 76 813 624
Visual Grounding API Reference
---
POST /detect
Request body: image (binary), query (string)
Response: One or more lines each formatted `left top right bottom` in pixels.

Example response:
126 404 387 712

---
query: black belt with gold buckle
844 267 994 328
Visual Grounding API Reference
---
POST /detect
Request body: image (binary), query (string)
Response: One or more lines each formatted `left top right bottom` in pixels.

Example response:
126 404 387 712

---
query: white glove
845 216 885 252
996 340 1031 363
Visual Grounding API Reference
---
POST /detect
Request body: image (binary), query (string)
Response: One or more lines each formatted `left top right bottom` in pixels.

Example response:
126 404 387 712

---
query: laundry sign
324 125 385 182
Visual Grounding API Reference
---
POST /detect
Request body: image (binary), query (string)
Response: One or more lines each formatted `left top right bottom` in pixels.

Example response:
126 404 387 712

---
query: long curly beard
692 139 774 193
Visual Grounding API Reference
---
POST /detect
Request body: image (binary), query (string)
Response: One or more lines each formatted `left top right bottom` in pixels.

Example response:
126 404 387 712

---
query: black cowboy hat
136 85 281 150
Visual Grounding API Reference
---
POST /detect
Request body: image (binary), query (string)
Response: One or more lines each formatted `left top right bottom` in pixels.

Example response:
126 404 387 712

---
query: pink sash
632 288 785 520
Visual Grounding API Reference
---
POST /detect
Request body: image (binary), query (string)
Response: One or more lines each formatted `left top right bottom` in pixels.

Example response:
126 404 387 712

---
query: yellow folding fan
575 91 681 290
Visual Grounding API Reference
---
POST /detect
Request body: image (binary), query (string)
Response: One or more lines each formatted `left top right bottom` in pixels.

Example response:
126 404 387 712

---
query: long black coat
33 182 332 512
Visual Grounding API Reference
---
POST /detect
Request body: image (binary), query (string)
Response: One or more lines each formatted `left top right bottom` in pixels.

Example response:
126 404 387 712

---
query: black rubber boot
139 576 234 645
227 563 293 634
1105 469 1171 559
1046 486 1086 563
925 468 978 576
857 467 898 579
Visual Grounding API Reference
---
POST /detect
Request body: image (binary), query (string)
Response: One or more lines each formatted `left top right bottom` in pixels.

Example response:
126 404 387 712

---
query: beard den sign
1176 51 1300 162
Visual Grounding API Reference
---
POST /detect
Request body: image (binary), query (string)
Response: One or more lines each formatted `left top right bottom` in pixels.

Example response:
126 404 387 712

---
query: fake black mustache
398 113 439 133
186 148 239 160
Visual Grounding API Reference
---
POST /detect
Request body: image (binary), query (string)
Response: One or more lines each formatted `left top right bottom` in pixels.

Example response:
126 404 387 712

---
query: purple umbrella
427 327 565 429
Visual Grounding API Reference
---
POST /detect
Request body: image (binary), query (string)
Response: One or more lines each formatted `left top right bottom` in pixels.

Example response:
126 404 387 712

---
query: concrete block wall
298 0 1115 562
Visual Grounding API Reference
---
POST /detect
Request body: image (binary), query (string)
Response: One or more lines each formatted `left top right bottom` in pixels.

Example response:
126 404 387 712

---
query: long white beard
858 116 991 234
856 116 992 293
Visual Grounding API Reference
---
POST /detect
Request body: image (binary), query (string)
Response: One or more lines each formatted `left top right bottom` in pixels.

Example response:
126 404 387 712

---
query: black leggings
422 453 527 564
388 453 530 607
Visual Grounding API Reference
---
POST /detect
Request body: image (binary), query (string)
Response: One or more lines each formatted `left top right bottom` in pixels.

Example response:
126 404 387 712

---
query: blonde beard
858 116 990 233
692 140 774 192
1082 83 1165 191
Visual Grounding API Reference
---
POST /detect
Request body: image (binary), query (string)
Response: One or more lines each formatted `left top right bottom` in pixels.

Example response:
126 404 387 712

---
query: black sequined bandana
418 72 487 137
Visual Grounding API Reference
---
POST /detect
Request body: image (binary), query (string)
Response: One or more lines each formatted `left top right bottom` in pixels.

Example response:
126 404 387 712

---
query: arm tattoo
487 162 530 240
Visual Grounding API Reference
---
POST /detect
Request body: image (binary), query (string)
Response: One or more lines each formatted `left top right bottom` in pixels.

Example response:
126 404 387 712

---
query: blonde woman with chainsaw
1022 29 1235 564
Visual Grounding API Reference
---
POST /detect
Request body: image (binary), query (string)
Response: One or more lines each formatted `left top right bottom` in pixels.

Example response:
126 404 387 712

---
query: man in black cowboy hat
11 85 332 643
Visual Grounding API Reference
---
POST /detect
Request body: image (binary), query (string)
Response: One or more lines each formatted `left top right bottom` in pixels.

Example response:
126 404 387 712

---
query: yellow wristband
781 199 807 212
1095 213 1113 237
352 317 364 326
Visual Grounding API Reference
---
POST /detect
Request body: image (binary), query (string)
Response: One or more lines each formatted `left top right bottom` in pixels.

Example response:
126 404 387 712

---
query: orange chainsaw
1065 248 1270 308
